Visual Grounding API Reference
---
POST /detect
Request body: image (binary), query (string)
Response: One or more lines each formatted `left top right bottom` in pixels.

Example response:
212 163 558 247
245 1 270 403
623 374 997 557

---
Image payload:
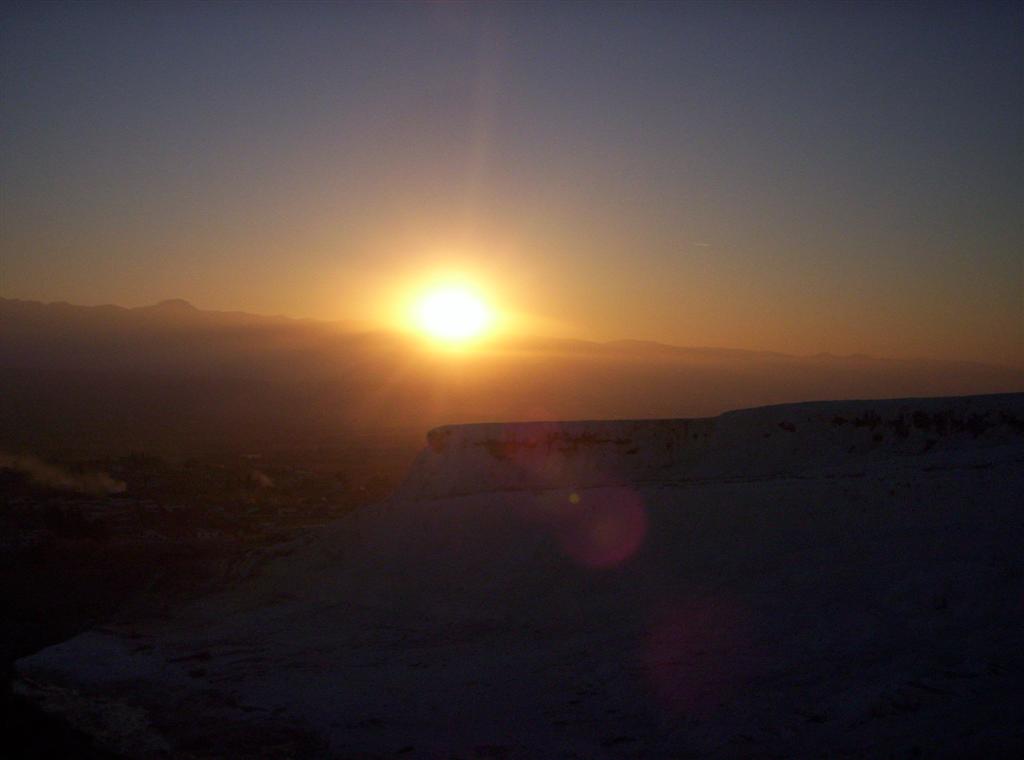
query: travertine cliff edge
398 393 1024 498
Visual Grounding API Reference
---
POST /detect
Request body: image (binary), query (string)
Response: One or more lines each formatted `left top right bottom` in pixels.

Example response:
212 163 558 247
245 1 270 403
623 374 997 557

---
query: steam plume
0 453 127 495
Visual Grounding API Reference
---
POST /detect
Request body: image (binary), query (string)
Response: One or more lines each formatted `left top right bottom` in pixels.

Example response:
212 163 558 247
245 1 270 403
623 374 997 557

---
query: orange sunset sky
2 2 1021 366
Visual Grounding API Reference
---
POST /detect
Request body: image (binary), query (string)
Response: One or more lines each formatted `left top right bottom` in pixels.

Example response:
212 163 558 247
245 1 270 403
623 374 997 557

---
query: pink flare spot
558 487 647 569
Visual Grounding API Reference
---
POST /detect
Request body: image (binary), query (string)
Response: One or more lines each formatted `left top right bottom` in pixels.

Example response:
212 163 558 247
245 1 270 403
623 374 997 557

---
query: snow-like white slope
15 393 1024 758
398 393 1024 498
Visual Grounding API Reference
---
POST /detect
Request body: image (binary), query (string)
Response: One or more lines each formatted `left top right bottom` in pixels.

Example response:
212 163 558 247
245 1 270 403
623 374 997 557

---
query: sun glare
415 286 493 343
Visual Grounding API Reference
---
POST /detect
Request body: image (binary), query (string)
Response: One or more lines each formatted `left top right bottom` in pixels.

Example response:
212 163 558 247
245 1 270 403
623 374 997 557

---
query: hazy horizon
2 294 1020 461
4 293 1024 370
3 2 1021 366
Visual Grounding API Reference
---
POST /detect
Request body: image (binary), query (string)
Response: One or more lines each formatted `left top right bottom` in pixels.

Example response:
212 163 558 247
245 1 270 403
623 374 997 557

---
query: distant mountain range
2 297 1021 457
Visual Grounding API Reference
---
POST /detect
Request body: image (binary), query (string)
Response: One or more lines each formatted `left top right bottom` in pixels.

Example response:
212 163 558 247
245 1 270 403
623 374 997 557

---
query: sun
415 286 493 343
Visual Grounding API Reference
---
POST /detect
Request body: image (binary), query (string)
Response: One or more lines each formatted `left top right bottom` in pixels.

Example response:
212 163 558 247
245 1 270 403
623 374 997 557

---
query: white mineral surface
15 394 1024 757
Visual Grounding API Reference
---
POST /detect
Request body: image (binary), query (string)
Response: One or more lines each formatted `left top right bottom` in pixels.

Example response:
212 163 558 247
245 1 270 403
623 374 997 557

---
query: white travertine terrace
14 393 1024 758
398 393 1024 499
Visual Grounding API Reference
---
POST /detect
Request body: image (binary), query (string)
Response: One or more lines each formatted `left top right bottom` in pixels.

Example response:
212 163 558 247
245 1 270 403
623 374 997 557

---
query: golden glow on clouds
414 284 493 343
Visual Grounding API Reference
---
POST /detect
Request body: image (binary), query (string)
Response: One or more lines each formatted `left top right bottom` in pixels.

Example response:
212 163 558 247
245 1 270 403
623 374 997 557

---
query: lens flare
557 488 647 569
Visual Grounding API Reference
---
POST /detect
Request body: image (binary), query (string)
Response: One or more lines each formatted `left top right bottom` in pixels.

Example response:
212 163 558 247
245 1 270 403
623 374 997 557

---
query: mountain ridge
2 296 1021 457
2 296 1018 368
